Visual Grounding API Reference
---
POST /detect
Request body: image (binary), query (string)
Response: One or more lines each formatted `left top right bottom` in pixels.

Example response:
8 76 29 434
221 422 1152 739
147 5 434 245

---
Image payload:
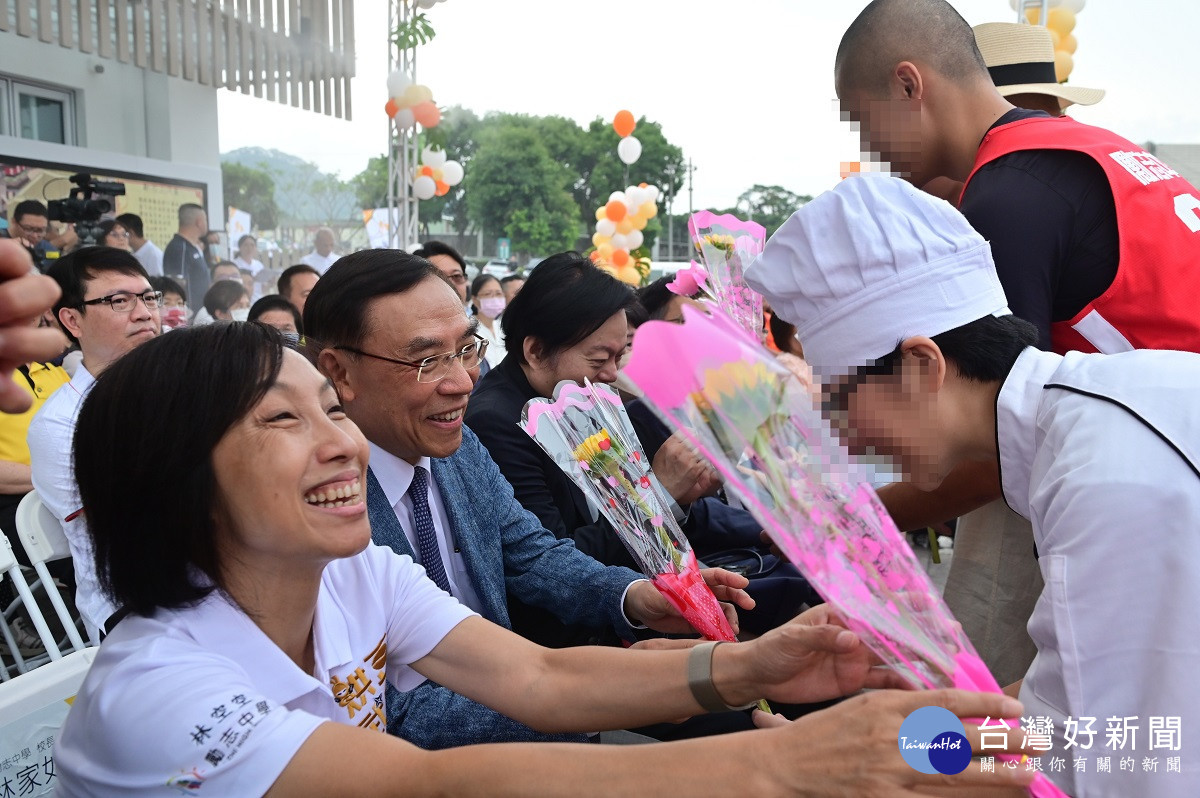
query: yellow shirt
0 362 70 465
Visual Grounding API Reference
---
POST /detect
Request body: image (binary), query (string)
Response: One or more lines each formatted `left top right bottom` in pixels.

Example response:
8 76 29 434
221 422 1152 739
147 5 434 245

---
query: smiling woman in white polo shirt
52 322 1032 797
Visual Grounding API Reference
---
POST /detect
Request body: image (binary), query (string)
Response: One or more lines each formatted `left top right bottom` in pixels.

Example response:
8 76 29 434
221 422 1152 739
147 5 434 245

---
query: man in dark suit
305 249 751 749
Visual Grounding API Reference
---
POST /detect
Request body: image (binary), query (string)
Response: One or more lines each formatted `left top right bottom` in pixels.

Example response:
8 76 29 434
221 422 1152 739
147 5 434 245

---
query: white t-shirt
133 240 164 277
298 251 339 275
54 544 476 796
232 256 265 276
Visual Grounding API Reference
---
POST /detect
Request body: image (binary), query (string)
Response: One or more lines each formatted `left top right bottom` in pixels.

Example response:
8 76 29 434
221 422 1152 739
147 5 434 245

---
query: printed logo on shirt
166 768 204 793
171 692 273 790
898 706 972 775
329 636 388 732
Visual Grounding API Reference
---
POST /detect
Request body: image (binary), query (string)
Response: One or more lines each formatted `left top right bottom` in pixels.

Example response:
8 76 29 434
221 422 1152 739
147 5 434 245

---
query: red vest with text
962 116 1200 354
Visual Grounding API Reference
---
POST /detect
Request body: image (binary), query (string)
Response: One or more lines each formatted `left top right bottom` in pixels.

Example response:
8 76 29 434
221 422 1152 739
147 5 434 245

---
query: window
0 76 76 145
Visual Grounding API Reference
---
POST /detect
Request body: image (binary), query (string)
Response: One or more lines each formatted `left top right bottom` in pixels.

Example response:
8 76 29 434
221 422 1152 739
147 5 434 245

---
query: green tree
465 124 578 256
350 155 389 210
732 184 813 237
220 161 279 230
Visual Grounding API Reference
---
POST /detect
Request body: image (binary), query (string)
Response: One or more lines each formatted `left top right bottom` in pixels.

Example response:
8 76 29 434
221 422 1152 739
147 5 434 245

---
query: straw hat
974 22 1104 109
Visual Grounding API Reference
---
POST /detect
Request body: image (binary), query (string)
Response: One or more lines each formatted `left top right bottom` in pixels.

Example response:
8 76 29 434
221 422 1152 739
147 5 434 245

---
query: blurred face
660 295 701 324
257 308 297 334
836 60 932 184
427 254 467 303
241 272 254 296
526 309 628 396
213 264 241 282
211 350 370 579
213 291 251 322
322 277 476 464
12 213 48 246
103 224 132 251
502 278 525 304
314 231 335 256
239 238 258 259
192 211 209 237
471 278 504 320
831 349 946 490
284 272 320 315
162 291 187 309
58 270 160 373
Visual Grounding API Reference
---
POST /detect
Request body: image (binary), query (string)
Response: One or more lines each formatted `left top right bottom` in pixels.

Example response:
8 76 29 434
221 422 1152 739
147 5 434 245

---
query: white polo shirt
298 251 340 275
27 365 114 634
55 543 475 796
133 240 164 277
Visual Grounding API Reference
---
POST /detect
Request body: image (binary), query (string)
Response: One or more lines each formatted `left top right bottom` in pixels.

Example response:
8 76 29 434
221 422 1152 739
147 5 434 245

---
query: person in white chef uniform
746 173 1200 798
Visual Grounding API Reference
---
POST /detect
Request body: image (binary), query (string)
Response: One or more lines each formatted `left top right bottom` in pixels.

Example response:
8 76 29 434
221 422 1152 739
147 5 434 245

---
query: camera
47 173 126 246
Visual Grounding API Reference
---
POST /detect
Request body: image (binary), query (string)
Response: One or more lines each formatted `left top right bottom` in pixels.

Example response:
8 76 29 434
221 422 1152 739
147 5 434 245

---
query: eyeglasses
16 222 47 235
442 272 467 285
80 290 164 313
336 335 489 383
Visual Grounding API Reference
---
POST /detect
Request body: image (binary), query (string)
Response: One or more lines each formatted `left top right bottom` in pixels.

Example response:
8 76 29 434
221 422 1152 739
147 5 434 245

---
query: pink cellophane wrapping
624 305 1065 797
687 210 766 340
521 380 735 642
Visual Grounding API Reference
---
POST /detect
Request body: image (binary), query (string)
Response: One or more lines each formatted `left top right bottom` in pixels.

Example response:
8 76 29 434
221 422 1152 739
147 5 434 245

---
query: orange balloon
589 250 601 263
604 200 627 222
611 249 630 267
615 218 634 235
613 110 636 139
419 165 434 177
412 101 441 128
435 180 450 196
385 98 400 118
1046 7 1076 36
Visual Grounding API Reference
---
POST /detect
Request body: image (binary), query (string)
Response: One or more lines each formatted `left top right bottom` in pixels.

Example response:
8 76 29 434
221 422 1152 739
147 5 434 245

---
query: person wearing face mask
469 274 507 367
150 276 190 331
248 294 304 347
201 280 251 323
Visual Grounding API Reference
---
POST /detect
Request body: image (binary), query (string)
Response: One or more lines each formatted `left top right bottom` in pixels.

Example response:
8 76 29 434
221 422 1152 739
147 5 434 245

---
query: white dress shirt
298 251 340 275
232 256 265 276
368 442 486 614
132 240 164 276
27 366 114 634
55 544 475 796
476 319 507 367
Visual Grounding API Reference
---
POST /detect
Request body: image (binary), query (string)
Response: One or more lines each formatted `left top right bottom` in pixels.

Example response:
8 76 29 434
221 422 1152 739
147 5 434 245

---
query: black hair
501 252 635 366
75 322 285 615
211 260 240 280
304 249 442 349
249 294 304 334
277 264 320 301
97 218 128 243
625 297 649 330
203 279 248 317
413 240 466 273
768 313 800 354
835 0 988 95
115 212 144 239
13 199 48 222
636 275 694 321
237 234 256 248
470 273 500 299
150 275 187 302
500 274 524 287
47 247 151 344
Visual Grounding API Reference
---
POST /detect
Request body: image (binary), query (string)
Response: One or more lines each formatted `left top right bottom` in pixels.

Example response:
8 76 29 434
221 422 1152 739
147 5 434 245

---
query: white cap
745 174 1010 378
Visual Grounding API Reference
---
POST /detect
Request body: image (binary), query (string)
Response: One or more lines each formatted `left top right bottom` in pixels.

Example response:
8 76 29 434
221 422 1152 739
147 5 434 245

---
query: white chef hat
745 174 1010 378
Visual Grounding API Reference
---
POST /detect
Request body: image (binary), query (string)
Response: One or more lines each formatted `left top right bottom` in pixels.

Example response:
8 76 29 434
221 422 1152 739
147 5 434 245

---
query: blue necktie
409 465 452 594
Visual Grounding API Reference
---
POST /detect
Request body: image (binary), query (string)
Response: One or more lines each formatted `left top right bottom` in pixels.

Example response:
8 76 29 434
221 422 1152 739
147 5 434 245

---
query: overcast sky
217 0 1200 214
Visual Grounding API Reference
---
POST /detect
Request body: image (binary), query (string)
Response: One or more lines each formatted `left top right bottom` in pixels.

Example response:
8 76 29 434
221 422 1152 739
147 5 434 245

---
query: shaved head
836 0 989 95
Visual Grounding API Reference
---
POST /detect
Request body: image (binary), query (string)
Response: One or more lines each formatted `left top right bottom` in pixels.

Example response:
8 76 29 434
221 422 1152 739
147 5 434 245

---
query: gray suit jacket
372 426 642 748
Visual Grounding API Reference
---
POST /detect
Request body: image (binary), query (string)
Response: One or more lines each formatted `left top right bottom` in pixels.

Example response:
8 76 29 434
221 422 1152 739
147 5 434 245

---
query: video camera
47 173 126 246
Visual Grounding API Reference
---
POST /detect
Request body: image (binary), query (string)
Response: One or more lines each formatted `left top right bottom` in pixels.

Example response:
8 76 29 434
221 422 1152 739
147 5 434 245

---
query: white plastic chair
0 532 63 678
14 492 89 652
0 646 96 784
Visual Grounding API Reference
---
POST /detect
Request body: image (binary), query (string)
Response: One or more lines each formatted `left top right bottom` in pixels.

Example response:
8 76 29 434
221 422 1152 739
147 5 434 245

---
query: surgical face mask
231 307 251 322
281 331 301 347
161 307 189 330
478 296 506 319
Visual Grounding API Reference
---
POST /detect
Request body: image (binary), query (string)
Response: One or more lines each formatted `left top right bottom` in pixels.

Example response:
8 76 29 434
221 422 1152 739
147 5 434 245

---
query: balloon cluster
384 71 441 129
1011 0 1086 82
414 147 464 201
613 110 641 166
589 183 660 284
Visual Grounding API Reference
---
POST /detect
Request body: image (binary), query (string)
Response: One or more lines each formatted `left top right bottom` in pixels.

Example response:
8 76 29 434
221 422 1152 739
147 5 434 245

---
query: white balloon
442 160 464 186
387 70 412 98
617 136 642 165
422 147 447 168
610 233 629 250
608 191 627 205
413 175 436 200
625 187 646 209
627 230 644 250
596 218 616 237
645 185 660 202
1062 0 1085 10
395 108 416 129
416 0 437 8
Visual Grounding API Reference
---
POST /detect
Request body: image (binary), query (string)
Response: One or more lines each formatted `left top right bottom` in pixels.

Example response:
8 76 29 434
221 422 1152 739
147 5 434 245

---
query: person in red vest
835 0 1200 356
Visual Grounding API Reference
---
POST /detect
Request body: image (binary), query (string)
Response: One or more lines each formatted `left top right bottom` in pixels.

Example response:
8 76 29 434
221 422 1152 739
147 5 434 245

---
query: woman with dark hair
249 294 303 339
150 275 189 330
51 322 1025 796
97 219 133 252
469 272 507 366
201 279 250 323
